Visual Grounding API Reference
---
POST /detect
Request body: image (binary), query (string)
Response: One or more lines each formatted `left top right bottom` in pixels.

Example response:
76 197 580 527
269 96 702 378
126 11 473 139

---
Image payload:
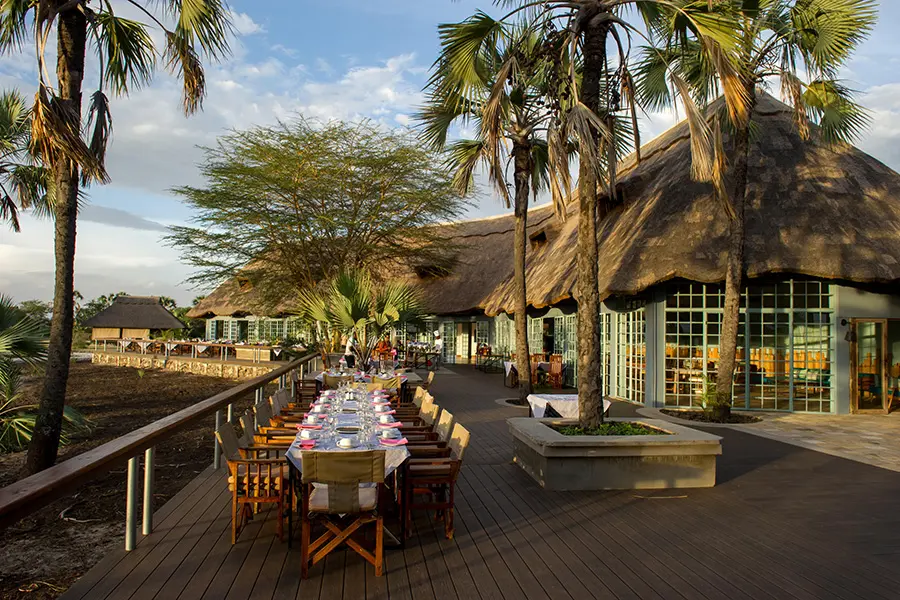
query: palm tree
0 0 234 474
296 270 425 369
0 295 91 452
635 0 877 419
499 1 743 427
418 14 568 404
0 90 50 231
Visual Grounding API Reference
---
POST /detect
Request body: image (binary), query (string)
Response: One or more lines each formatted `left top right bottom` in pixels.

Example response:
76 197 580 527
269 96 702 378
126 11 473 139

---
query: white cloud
229 11 266 36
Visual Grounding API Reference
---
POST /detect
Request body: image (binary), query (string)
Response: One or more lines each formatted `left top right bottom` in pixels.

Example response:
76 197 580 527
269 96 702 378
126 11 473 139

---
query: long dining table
285 385 411 545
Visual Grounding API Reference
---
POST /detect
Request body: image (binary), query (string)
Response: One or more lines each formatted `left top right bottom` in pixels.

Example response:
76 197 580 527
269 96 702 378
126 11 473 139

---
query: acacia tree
0 90 49 231
501 1 742 426
635 0 876 419
2 0 234 474
167 119 467 306
419 14 569 403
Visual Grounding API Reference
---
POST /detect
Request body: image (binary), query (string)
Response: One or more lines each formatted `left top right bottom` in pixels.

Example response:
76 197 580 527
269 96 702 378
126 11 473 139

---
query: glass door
852 319 887 412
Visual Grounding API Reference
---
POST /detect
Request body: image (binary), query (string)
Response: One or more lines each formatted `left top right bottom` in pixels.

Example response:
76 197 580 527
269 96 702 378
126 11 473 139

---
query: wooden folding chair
548 354 564 389
403 423 470 539
216 424 287 544
300 451 386 577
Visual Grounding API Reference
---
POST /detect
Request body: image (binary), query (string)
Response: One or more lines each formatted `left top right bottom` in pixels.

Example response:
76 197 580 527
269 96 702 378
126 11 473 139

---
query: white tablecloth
527 394 612 419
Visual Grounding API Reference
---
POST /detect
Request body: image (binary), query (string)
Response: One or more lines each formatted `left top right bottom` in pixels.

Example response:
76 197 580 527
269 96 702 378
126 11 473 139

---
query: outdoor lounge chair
215 424 288 544
299 450 386 577
402 423 470 539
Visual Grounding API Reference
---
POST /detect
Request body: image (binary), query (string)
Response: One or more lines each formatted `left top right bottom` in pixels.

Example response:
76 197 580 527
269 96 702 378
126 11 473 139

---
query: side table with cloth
526 393 612 419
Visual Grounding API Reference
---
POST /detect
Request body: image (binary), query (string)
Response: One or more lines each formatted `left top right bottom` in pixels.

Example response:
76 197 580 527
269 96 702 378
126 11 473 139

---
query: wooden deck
61 367 900 599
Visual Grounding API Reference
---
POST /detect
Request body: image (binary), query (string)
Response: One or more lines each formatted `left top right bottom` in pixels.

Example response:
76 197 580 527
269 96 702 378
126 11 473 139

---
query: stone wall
90 351 272 379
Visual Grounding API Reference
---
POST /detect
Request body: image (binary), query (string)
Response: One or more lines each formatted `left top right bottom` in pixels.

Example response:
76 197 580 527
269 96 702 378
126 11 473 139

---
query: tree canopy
167 118 469 307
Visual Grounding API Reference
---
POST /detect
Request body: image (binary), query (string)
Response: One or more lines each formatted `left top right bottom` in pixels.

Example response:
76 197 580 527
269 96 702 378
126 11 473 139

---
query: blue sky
1 0 899 305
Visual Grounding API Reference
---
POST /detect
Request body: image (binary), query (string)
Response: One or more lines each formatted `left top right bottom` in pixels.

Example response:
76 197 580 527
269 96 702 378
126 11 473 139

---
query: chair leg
445 484 455 540
231 494 239 545
277 496 284 543
300 517 310 579
375 515 384 577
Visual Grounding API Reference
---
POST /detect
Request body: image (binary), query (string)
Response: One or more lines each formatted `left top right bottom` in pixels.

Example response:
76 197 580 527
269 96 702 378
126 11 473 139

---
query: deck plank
56 366 900 600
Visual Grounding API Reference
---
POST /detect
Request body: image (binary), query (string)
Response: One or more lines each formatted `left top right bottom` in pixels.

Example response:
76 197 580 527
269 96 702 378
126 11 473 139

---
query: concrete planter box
508 418 722 490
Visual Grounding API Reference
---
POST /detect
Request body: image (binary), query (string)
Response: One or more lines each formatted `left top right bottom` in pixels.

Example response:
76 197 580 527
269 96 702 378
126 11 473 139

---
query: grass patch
660 409 761 424
551 422 668 436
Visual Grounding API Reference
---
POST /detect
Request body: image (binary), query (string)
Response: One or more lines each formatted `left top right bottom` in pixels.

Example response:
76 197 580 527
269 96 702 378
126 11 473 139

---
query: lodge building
188 95 900 415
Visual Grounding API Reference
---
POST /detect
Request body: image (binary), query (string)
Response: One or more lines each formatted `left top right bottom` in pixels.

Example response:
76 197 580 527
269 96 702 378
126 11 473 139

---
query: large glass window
616 309 646 403
553 315 578 387
442 322 456 364
663 280 833 412
600 313 611 398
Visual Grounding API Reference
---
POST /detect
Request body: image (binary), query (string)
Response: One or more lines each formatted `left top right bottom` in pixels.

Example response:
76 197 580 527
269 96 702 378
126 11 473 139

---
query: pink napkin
377 421 403 428
299 424 323 430
371 401 391 406
379 437 408 446
302 413 327 420
298 439 316 448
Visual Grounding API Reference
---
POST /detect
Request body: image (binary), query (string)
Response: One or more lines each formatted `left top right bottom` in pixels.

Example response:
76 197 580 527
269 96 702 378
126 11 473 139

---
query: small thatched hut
189 94 900 414
84 296 184 340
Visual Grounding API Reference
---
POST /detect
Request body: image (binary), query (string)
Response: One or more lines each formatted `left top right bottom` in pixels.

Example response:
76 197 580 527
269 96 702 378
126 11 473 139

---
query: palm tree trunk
24 5 87 474
576 21 607 428
713 92 756 421
512 141 533 403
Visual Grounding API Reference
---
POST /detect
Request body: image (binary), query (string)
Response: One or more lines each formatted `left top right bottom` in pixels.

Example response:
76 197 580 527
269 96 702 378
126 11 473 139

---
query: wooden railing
91 338 306 364
0 352 322 550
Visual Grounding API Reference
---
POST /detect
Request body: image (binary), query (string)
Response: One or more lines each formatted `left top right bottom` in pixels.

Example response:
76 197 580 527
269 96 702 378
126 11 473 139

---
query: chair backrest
424 371 435 389
531 353 543 364
423 400 440 426
254 400 274 426
323 374 352 390
412 386 427 407
435 409 454 442
239 410 256 441
419 394 438 424
366 382 384 392
300 450 385 513
550 356 563 375
449 423 471 461
215 424 242 460
273 387 291 409
373 376 401 390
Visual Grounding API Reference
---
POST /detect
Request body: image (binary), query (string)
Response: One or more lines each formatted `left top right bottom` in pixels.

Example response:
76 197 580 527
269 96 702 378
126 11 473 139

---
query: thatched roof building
85 296 184 339
482 93 900 314
189 93 900 320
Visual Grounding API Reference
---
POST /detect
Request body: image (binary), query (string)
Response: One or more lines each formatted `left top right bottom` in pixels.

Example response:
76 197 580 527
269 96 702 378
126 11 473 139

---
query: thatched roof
190 93 900 319
83 296 185 329
188 274 297 319
482 93 900 314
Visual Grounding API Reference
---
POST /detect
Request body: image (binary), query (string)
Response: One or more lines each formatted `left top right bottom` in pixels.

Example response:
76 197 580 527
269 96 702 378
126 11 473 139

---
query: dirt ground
0 363 263 599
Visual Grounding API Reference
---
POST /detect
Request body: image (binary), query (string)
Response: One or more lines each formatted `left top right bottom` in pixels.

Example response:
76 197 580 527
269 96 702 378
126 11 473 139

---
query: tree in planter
419 13 571 404
295 271 425 370
502 1 743 426
0 90 50 231
4 0 234 474
635 0 876 420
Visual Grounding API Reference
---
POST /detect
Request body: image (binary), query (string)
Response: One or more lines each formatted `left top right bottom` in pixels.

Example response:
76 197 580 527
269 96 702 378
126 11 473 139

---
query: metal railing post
142 447 154 535
125 456 139 551
227 403 233 423
213 410 223 469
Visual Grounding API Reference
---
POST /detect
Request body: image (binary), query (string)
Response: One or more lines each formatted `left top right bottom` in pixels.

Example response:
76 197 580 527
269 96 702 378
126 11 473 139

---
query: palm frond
164 30 207 115
82 90 112 187
802 79 871 144
93 10 156 95
0 0 32 52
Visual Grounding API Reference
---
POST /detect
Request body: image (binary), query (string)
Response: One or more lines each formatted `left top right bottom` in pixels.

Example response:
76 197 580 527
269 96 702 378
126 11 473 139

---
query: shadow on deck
62 367 900 600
